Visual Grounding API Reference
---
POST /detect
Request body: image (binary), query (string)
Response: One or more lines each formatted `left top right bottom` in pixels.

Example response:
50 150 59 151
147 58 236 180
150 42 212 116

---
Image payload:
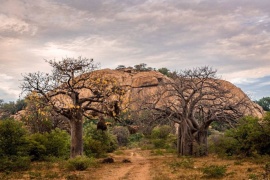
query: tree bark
69 118 83 158
194 129 208 156
177 119 193 156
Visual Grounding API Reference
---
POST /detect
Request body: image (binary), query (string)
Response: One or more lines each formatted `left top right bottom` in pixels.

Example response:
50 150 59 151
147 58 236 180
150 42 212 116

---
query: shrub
151 125 171 139
45 128 70 158
152 139 167 149
29 171 42 179
129 133 144 142
248 173 258 180
201 165 227 178
0 156 31 171
112 126 130 146
66 156 95 171
169 157 194 170
210 114 270 157
84 138 106 158
0 119 29 157
209 135 239 157
150 125 176 149
28 133 47 161
28 128 70 160
84 122 117 158
0 120 31 171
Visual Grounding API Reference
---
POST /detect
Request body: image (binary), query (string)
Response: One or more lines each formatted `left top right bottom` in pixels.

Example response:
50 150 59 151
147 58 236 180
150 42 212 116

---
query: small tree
158 67 171 77
116 65 126 70
0 119 28 157
21 57 125 158
255 97 270 111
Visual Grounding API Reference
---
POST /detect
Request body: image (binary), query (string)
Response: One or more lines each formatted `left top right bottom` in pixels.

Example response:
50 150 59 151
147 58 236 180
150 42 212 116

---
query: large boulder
89 68 264 118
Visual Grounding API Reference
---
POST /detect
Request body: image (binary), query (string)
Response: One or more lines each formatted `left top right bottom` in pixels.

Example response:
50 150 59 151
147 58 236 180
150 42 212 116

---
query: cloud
0 0 270 101
234 75 270 100
0 74 21 102
0 14 37 37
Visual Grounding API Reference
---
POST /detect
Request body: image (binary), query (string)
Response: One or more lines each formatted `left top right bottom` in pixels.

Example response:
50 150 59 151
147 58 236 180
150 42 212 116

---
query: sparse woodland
0 58 270 179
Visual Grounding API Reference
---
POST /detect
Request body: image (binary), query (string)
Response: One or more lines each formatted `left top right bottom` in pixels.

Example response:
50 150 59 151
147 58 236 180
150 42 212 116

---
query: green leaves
255 97 270 111
0 119 28 157
213 113 270 157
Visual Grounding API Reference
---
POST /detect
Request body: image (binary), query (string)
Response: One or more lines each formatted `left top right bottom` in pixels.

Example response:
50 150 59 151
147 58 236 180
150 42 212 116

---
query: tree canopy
255 97 270 111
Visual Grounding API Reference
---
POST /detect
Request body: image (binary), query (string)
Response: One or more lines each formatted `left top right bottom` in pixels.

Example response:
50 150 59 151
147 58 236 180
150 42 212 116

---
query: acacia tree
140 67 252 156
21 57 124 158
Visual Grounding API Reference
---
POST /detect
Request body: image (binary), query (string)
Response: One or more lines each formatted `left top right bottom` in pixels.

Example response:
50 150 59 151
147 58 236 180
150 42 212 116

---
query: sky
0 0 270 102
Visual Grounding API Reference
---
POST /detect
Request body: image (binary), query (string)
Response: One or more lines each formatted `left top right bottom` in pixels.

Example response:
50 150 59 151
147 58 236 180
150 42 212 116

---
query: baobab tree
140 66 252 156
21 57 125 158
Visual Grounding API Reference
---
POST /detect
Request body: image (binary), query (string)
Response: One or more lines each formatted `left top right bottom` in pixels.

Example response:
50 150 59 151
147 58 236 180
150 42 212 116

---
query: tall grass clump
66 156 95 171
201 165 227 178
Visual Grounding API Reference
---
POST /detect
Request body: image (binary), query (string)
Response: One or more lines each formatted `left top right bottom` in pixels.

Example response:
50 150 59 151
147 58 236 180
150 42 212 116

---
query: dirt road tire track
98 149 151 180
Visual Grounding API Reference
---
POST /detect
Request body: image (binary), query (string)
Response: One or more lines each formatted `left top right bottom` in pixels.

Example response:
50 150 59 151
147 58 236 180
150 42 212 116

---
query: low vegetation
1 115 270 179
209 112 270 158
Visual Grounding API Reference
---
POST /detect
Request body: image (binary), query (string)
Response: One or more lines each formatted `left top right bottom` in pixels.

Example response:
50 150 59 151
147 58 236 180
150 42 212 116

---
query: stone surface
92 68 264 118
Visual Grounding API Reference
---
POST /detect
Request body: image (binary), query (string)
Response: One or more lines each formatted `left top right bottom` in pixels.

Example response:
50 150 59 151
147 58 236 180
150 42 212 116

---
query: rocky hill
14 68 264 122
89 68 264 118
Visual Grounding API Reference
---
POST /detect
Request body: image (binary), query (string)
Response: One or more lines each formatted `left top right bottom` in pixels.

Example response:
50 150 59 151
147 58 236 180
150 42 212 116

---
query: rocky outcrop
14 68 264 121
90 68 264 118
219 80 264 118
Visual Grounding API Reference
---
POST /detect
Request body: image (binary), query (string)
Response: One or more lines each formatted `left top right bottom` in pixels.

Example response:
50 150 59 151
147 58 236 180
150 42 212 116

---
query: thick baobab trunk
194 129 208 156
69 118 83 158
177 119 193 156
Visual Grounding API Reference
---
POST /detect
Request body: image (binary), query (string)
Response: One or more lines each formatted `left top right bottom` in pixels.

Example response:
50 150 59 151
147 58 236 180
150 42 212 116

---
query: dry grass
150 154 267 180
0 150 268 180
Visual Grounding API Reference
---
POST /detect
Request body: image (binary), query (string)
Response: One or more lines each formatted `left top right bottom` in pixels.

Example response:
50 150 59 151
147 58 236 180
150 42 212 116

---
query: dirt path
93 149 152 180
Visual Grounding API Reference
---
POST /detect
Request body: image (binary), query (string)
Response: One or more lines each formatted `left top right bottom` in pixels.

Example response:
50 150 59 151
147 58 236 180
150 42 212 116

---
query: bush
0 156 31 171
0 119 29 157
209 135 239 157
84 122 117 158
169 157 194 170
112 126 130 146
84 138 106 158
152 139 167 149
151 125 171 139
210 114 270 157
28 133 48 161
28 128 70 160
66 156 95 171
150 125 176 149
129 133 144 142
201 165 227 178
45 128 70 158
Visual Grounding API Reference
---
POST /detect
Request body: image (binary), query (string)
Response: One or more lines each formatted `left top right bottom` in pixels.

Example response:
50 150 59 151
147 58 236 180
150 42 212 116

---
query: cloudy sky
0 0 270 102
